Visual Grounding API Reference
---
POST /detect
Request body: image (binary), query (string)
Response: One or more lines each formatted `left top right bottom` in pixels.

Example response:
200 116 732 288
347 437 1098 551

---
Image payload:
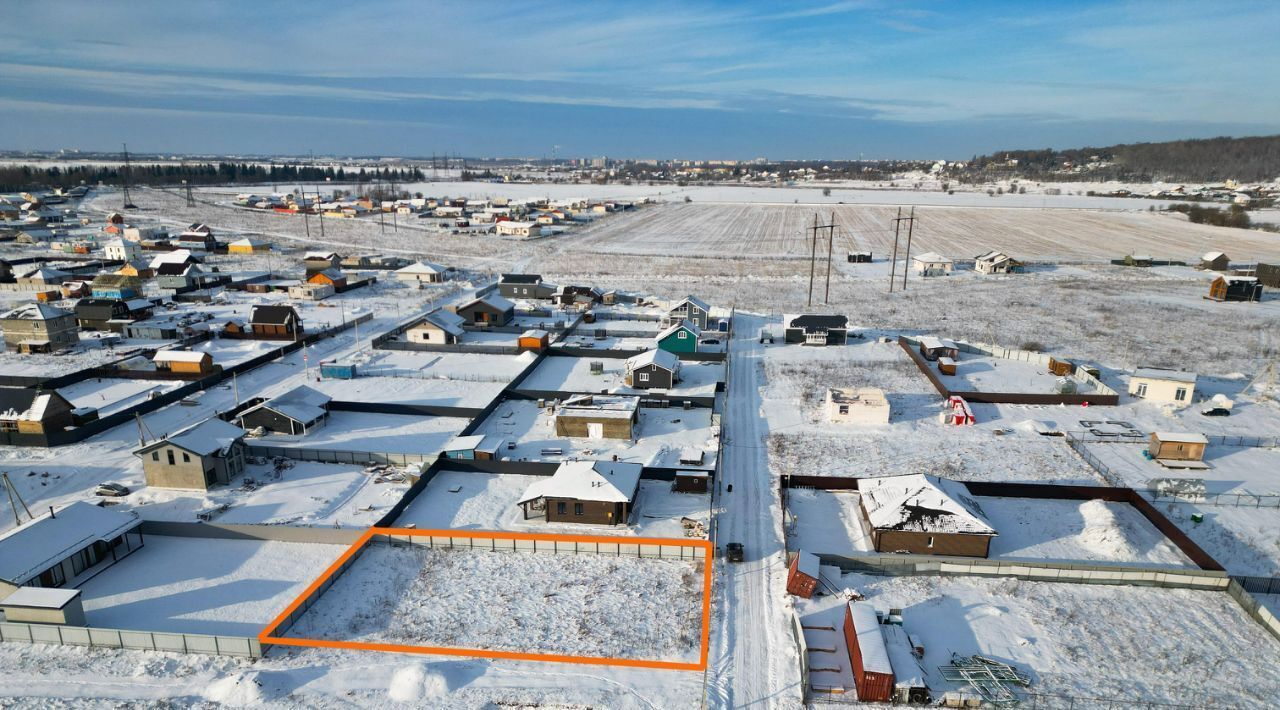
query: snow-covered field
286 544 705 662
309 376 506 410
801 572 1280 706
1086 441 1280 496
57 377 184 415
395 470 710 538
78 536 346 636
1161 502 1280 577
349 348 536 382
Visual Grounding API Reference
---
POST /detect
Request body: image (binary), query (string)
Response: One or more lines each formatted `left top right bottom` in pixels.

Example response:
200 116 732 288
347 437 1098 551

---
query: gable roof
625 348 680 372
396 261 447 275
913 251 951 263
1132 367 1197 384
0 502 140 585
0 387 72 422
90 273 139 288
137 417 245 458
785 314 848 331
858 473 997 536
18 266 70 280
417 308 466 337
517 460 643 505
153 349 211 364
461 294 515 312
974 250 1010 262
250 305 299 325
242 385 330 424
1202 251 1227 261
500 273 541 284
657 319 702 341
310 267 346 281
672 295 710 313
2 303 73 321
149 249 197 269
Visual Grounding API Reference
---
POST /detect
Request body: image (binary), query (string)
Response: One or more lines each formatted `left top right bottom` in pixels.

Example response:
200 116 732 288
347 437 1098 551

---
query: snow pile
1076 499 1141 560
204 671 269 706
388 663 450 702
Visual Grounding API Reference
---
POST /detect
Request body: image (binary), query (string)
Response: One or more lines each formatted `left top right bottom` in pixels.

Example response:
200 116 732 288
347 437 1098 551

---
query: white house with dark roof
394 261 449 284
407 308 467 344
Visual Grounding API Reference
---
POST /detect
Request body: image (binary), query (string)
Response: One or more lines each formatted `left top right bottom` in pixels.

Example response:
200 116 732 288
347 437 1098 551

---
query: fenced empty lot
564 202 1280 262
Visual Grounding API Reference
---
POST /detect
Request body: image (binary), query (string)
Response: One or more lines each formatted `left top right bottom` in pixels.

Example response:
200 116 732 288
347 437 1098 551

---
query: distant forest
954 134 1280 183
0 162 426 193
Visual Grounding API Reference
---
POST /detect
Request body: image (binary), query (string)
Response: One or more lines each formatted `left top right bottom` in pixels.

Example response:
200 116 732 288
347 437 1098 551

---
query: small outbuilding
517 460 643 526
1200 251 1230 271
1208 275 1262 302
441 434 507 461
786 550 820 599
249 305 303 340
912 252 953 277
844 601 895 703
917 336 958 361
847 251 872 263
0 388 76 435
974 250 1020 275
288 282 335 301
0 587 86 626
826 387 890 425
394 261 448 284
1148 432 1208 462
153 349 216 375
307 268 347 290
228 237 270 254
518 329 550 352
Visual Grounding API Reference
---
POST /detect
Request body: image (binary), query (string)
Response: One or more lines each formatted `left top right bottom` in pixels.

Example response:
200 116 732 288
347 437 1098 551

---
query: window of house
678 331 687 339
556 502 567 515
166 450 175 466
182 453 190 463
927 536 935 548
638 372 649 382
838 405 849 415
151 451 159 461
1175 387 1187 401
574 503 584 516
1135 383 1148 397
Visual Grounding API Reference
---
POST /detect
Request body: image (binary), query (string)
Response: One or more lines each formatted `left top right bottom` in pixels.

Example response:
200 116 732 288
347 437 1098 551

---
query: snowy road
708 313 802 708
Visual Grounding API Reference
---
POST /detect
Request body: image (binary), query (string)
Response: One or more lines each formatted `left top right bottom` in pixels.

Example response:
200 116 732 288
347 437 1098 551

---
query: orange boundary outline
259 527 714 671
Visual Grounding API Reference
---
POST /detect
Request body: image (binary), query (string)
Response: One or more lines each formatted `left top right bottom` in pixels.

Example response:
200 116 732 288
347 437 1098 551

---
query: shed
786 551 820 599
0 587 86 626
249 305 303 340
917 336 958 361
517 460 642 526
847 251 872 263
442 434 506 461
1148 432 1208 462
1129 367 1197 406
288 281 335 301
674 470 709 493
152 349 215 375
1208 275 1262 302
1200 251 1230 271
518 329 550 352
857 473 997 557
1048 357 1075 376
307 268 347 289
937 356 956 376
228 237 269 254
844 602 895 702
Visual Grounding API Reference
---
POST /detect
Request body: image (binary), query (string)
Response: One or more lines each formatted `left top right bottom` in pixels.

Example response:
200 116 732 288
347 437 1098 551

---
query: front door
587 422 604 439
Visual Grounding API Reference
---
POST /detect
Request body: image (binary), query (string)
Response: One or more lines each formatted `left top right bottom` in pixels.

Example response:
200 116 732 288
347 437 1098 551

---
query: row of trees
0 162 427 193
952 134 1280 183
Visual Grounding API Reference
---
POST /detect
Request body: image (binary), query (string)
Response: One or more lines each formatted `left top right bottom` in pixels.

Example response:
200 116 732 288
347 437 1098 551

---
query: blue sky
1 1 1277 159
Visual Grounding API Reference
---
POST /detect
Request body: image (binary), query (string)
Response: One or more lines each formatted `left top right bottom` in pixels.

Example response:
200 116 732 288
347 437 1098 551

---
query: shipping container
844 602 895 702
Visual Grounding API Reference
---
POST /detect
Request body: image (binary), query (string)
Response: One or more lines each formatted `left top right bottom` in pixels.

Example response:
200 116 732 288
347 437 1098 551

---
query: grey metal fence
0 621 261 658
245 444 437 466
1149 491 1280 509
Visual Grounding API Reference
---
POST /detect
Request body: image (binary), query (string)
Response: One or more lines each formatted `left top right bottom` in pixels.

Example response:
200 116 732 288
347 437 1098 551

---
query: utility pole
888 207 902 293
121 143 136 209
302 187 312 240
2 472 33 527
807 214 819 308
824 211 836 304
900 207 917 291
232 371 240 405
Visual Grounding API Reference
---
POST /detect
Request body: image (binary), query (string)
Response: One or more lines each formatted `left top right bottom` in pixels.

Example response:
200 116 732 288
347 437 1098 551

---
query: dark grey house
497 273 557 300
74 298 131 331
624 348 680 389
783 314 849 345
238 385 331 435
668 295 712 330
455 294 515 326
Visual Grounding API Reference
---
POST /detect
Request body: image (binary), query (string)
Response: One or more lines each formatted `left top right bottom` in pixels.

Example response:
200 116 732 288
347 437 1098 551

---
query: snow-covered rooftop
246 385 330 424
517 460 643 504
625 348 679 372
859 473 997 536
848 601 893 675
1133 367 1197 384
1153 431 1209 444
143 417 246 457
153 349 210 364
0 502 140 585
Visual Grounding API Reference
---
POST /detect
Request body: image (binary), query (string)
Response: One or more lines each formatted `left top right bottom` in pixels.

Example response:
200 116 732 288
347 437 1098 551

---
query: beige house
1 303 80 353
135 418 247 490
826 387 890 425
496 220 544 238
394 261 448 284
288 282 335 301
406 309 466 344
1129 367 1197 406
